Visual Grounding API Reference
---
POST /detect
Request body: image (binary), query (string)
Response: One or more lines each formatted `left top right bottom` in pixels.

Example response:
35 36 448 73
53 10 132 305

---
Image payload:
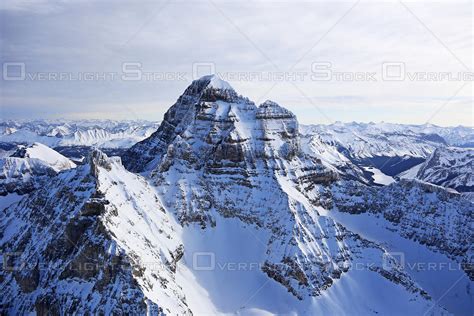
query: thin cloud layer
0 0 472 126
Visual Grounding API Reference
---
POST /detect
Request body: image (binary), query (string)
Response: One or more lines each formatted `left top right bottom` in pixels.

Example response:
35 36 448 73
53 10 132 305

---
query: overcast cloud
0 0 472 126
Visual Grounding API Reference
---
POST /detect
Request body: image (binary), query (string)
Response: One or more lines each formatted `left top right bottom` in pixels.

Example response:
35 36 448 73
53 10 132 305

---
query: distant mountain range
2 116 471 178
0 119 159 149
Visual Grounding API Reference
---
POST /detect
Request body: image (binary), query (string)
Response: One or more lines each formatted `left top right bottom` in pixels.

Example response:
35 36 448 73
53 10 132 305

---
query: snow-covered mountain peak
124 78 309 172
199 74 233 91
179 74 242 104
88 148 117 178
11 142 76 173
118 78 465 314
259 99 280 108
1 143 77 195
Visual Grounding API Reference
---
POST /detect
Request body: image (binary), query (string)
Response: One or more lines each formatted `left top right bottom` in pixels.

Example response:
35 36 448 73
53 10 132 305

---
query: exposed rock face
123 76 441 304
322 179 474 280
122 75 242 173
0 150 190 314
256 100 296 120
123 75 303 173
405 147 474 193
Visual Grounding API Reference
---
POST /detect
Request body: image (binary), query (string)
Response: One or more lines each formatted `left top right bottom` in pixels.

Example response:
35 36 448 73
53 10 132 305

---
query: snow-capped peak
11 142 76 172
198 74 233 91
1 143 76 195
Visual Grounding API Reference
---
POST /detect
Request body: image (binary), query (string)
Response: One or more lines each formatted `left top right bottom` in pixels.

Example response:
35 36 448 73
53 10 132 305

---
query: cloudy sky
0 0 472 126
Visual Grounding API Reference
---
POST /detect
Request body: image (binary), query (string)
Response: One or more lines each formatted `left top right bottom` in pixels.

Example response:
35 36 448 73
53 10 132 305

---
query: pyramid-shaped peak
183 74 243 103
182 74 234 97
259 100 282 108
196 74 234 91
196 74 234 90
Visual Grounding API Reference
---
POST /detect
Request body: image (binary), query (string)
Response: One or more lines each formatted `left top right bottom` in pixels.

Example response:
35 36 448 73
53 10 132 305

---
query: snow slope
13 142 76 172
328 209 473 315
300 133 367 182
363 166 395 185
0 150 191 314
322 179 474 315
0 143 76 195
178 215 450 316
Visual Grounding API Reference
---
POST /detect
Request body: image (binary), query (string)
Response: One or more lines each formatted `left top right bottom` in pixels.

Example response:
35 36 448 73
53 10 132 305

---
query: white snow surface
300 122 471 159
204 74 234 90
177 215 449 316
328 209 473 316
20 142 76 172
94 155 190 314
0 119 159 148
0 193 23 211
0 143 76 194
363 166 396 185
399 162 423 179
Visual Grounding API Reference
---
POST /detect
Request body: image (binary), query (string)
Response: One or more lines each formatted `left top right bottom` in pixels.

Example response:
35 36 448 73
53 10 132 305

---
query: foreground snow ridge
1 76 471 315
